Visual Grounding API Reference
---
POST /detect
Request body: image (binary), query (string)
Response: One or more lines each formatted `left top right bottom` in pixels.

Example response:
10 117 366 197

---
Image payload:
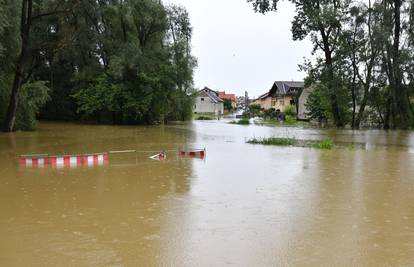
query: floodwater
1 120 414 266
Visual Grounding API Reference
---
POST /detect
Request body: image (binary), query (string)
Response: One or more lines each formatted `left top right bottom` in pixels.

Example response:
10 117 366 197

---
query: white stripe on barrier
70 156 78 168
38 158 45 168
87 156 94 165
56 157 64 168
26 158 33 167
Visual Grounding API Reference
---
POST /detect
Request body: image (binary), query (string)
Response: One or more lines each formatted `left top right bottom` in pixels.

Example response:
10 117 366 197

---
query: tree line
0 0 196 132
249 0 414 129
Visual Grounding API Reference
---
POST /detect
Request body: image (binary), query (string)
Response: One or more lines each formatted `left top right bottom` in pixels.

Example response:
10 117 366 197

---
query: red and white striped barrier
20 148 205 168
179 149 206 159
20 153 108 169
20 155 49 168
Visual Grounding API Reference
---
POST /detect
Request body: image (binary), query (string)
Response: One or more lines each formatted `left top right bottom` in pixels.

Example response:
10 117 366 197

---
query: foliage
223 99 234 112
248 104 263 117
311 138 334 149
284 115 297 125
305 84 330 123
0 0 197 130
248 0 414 129
236 118 250 125
283 105 296 117
194 115 213 120
14 81 50 130
263 108 278 119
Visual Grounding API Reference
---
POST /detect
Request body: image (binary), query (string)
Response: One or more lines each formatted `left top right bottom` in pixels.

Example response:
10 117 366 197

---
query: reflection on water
0 121 414 266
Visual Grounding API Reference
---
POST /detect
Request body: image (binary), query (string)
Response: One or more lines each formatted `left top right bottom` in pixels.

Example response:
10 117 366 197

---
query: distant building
218 91 237 112
297 86 314 120
254 81 305 112
194 87 224 115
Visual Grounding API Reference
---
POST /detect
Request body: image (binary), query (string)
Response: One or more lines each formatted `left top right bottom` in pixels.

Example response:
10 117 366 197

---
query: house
193 87 224 115
217 91 237 111
254 81 305 111
297 86 314 120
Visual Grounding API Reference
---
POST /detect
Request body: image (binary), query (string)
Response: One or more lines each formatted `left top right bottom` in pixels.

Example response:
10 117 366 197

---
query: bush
14 81 50 130
249 104 263 117
283 105 297 117
236 118 250 125
284 115 297 125
195 115 213 120
263 108 278 119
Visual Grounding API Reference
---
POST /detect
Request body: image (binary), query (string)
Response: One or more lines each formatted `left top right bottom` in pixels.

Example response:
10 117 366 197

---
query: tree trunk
395 0 413 128
321 34 342 127
3 0 32 132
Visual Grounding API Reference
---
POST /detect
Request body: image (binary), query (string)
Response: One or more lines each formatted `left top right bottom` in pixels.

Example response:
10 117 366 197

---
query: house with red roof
217 91 237 112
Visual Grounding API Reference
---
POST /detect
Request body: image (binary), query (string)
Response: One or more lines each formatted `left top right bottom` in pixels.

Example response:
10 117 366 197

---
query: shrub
284 115 297 125
249 104 263 117
263 108 278 119
283 105 297 117
14 81 50 130
237 118 250 125
196 115 213 120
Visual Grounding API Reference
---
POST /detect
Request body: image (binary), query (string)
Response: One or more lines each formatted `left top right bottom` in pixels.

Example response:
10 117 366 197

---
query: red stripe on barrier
21 158 26 167
32 158 38 167
51 157 57 168
200 151 205 158
64 156 70 167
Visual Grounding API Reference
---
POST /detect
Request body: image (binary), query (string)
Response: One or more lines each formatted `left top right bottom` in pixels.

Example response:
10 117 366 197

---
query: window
280 100 284 105
271 98 276 107
290 99 295 105
201 98 205 101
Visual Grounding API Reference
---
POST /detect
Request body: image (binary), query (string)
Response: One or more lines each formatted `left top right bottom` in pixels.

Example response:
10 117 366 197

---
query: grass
247 137 335 150
248 137 295 146
310 138 335 149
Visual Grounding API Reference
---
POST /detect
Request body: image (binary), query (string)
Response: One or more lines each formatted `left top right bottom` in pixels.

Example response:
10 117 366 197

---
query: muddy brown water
1 121 414 266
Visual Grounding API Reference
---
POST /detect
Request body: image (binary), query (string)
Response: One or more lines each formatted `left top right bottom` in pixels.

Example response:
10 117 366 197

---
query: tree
1 0 197 130
248 0 350 127
2 0 74 132
249 0 414 129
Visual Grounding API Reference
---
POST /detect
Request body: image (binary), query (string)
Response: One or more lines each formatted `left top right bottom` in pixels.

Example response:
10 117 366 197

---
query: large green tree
1 0 197 130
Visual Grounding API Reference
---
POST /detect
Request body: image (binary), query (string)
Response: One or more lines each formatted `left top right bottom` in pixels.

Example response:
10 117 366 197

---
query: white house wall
194 94 223 115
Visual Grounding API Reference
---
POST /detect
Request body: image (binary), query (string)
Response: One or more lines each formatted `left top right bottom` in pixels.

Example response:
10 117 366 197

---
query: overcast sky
164 0 313 98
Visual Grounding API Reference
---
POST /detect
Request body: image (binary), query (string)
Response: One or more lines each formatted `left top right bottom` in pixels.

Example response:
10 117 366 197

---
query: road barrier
20 153 108 168
179 149 206 159
20 148 205 168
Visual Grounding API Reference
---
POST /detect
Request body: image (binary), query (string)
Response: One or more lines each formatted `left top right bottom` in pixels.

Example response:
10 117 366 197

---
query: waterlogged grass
248 137 295 146
247 137 335 150
310 138 335 149
230 119 251 125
